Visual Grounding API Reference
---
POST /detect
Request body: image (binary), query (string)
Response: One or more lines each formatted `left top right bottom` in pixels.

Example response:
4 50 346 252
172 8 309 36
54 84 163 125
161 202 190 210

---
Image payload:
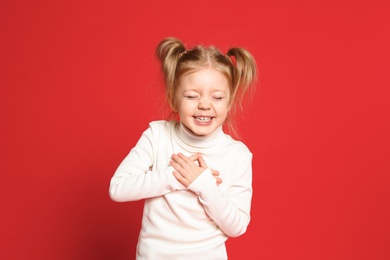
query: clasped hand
170 153 222 187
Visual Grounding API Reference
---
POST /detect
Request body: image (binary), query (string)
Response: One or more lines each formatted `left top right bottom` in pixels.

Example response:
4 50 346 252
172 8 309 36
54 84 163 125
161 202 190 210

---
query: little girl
109 37 257 260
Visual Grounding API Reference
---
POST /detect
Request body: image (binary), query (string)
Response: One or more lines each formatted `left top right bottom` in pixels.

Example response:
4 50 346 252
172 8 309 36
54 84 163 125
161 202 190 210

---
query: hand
170 153 223 187
170 153 204 187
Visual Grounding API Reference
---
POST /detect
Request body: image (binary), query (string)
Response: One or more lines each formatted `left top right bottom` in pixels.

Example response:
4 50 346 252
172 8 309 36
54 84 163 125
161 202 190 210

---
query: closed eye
213 97 223 100
185 96 198 99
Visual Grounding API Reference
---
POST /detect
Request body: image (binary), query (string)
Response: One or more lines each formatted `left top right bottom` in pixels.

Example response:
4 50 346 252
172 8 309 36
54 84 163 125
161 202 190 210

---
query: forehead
178 68 230 93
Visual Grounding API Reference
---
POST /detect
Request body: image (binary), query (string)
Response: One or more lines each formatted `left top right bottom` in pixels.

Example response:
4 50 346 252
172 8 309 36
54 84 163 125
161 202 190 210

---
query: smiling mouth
194 116 212 122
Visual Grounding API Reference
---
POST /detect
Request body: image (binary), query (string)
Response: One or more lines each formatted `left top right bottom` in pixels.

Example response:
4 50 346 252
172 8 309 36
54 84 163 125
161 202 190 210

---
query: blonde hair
155 37 257 136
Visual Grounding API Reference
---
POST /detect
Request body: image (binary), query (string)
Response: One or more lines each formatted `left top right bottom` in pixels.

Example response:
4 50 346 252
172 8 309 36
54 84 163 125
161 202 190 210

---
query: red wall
1 0 389 259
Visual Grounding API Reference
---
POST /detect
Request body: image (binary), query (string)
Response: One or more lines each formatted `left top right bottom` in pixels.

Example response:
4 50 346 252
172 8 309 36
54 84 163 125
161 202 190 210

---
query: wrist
187 168 214 195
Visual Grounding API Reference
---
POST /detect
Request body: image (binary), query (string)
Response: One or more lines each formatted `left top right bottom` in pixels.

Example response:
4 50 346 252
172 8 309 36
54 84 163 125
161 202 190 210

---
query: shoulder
148 120 177 131
147 120 178 137
223 134 253 159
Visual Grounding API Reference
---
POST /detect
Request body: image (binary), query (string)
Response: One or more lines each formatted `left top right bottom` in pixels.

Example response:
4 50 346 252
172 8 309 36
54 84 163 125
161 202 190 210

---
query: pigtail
226 48 257 105
155 38 186 110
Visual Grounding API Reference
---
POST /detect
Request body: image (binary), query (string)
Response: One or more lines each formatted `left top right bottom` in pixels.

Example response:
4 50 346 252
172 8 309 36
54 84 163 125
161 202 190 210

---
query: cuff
188 168 218 196
167 166 187 191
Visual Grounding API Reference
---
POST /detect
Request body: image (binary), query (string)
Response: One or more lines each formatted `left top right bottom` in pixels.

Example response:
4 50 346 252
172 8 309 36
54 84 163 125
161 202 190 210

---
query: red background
1 0 389 259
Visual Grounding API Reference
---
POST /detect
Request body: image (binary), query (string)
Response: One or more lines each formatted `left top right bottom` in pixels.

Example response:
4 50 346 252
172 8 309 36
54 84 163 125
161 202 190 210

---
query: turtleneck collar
176 121 226 149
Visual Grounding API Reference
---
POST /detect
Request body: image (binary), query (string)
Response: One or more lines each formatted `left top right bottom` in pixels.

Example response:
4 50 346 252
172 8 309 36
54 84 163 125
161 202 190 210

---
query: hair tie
179 51 187 57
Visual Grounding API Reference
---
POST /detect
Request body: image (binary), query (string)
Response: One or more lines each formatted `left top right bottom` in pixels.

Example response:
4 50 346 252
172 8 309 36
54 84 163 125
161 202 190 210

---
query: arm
109 126 185 202
171 153 253 237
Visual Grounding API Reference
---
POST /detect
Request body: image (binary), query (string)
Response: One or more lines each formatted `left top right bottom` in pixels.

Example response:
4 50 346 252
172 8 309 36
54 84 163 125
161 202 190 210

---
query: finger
169 159 183 173
171 154 186 167
172 171 189 187
197 154 208 168
170 158 192 178
177 153 202 171
177 153 193 164
211 169 220 176
215 177 223 185
188 154 200 162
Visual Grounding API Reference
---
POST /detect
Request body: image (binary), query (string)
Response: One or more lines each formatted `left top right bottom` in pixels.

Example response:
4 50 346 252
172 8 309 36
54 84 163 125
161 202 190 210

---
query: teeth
195 117 212 122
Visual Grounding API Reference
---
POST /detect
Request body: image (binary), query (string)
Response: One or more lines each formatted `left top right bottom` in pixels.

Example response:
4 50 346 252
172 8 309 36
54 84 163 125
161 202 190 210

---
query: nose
198 96 211 110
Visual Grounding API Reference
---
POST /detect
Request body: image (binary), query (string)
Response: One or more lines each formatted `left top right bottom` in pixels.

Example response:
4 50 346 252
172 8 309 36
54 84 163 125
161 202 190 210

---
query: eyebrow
182 89 227 93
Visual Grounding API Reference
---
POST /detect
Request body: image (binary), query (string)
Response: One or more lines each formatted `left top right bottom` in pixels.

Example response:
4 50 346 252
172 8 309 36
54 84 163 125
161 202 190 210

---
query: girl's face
175 68 231 137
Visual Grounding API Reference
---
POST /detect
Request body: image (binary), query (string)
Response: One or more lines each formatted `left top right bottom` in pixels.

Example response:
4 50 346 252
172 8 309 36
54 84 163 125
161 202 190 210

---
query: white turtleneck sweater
109 120 253 260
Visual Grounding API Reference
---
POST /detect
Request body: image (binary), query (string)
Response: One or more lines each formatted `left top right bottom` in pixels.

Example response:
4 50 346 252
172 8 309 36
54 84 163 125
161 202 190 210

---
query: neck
177 121 225 149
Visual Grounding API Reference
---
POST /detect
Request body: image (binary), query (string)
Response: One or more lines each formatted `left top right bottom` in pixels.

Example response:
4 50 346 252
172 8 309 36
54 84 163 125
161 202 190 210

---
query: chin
182 119 221 137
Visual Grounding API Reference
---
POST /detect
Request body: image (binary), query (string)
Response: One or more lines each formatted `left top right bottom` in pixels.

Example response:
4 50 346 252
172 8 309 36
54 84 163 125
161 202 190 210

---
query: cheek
215 103 230 115
176 100 192 115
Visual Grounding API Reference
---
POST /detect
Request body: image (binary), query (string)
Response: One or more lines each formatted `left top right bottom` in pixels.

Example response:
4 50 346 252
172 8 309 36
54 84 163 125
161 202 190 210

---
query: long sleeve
118 121 254 259
187 153 253 237
109 126 185 202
